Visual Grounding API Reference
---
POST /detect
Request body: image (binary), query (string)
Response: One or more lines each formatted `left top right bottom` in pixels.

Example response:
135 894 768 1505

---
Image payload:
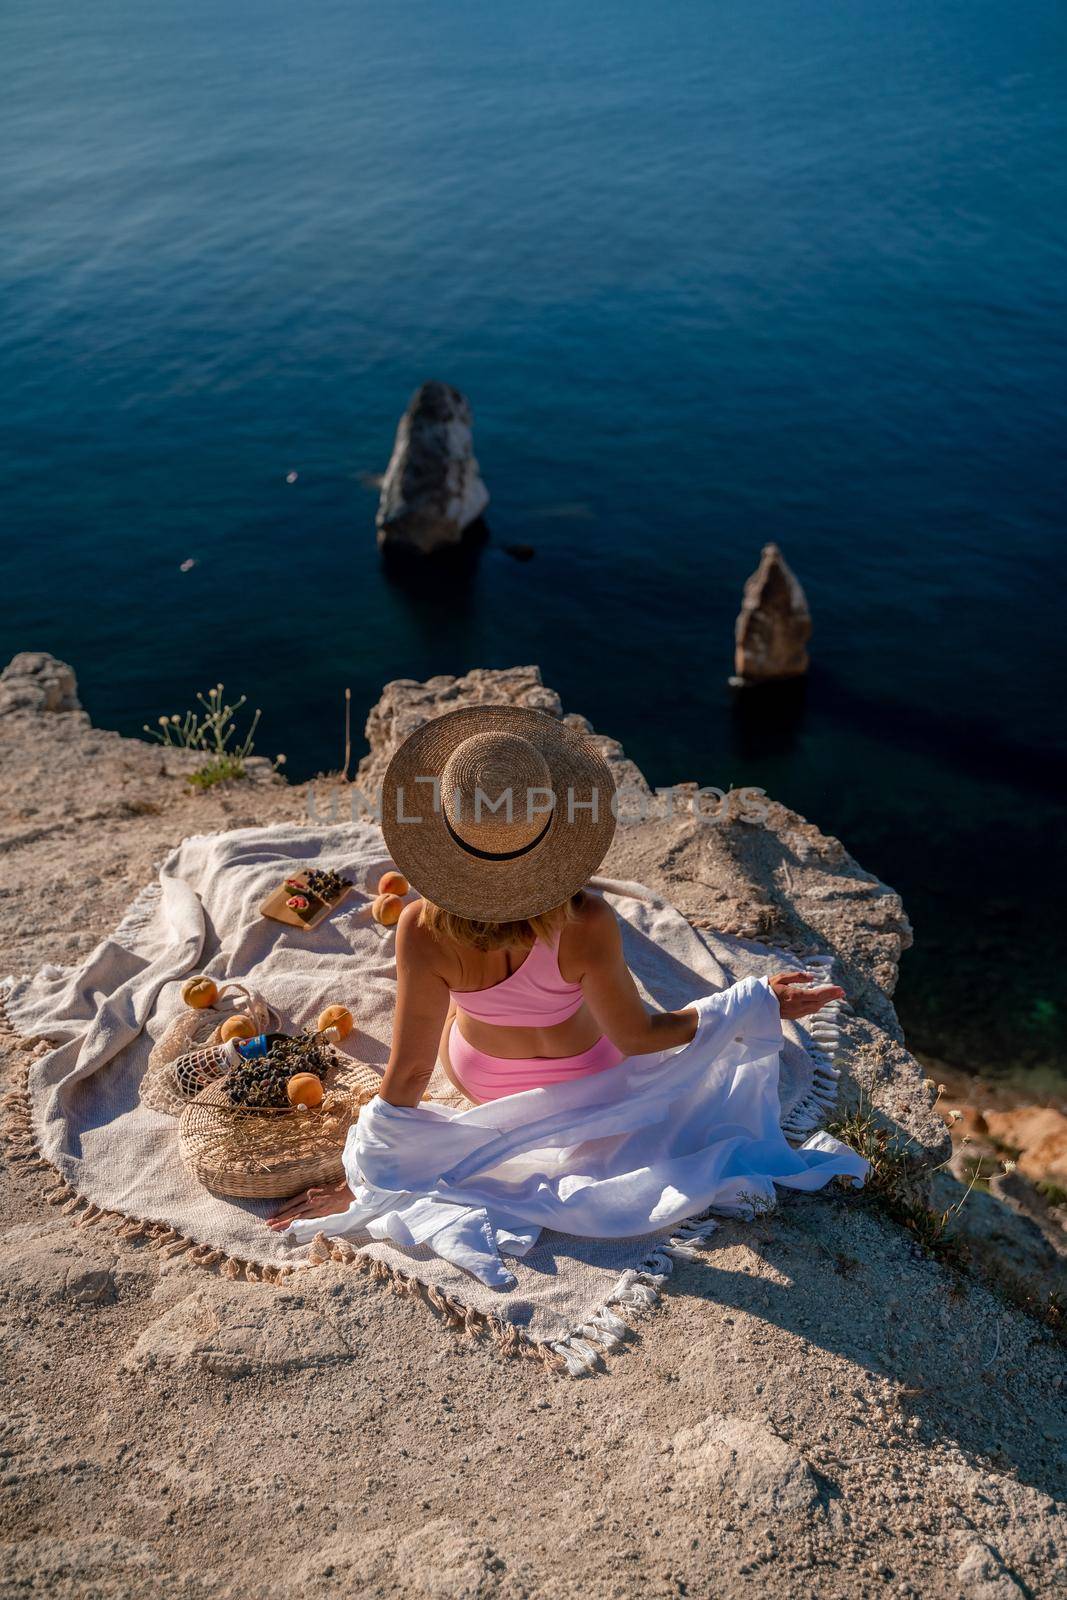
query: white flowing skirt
283 975 868 1288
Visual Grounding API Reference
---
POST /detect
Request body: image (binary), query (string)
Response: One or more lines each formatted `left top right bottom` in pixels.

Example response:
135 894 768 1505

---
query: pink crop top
450 935 584 1029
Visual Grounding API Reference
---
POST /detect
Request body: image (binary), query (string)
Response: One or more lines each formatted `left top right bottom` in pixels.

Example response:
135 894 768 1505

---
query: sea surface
2 0 1065 1082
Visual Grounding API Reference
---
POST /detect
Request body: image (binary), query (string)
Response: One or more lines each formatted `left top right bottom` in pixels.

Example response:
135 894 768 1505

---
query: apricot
219 1015 256 1043
377 870 409 898
287 1072 324 1109
181 976 218 1010
372 892 403 927
317 1005 354 1042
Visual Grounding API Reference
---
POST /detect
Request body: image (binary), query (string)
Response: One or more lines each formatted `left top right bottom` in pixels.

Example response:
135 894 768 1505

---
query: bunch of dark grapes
268 1032 333 1077
225 1057 291 1109
305 869 352 904
224 1031 332 1109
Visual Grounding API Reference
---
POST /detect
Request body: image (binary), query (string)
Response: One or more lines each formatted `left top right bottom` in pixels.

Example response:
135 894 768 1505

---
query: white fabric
284 975 868 1287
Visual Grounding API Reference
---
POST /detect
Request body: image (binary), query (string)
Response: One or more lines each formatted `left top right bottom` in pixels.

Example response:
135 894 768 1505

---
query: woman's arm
573 897 698 1055
573 900 845 1055
266 904 448 1228
377 902 452 1108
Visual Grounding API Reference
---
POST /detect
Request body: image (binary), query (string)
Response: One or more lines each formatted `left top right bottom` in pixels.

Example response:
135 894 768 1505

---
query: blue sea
2 0 1065 1081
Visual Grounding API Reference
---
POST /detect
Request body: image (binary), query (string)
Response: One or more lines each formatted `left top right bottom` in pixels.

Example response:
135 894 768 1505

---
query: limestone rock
732 543 812 685
668 1413 821 1519
123 1282 364 1377
929 1171 1067 1308
956 1540 1027 1599
0 651 81 716
376 382 490 554
394 1518 508 1599
296 1530 394 1593
0 1226 151 1307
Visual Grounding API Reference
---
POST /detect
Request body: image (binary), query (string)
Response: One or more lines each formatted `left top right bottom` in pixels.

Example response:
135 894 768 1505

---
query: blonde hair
418 892 582 952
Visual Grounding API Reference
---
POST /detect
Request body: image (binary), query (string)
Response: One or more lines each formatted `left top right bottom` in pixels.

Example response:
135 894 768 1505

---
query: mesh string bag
141 983 282 1116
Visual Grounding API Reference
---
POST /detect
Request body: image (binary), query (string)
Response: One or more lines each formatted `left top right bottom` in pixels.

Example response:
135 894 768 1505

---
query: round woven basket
178 1053 381 1201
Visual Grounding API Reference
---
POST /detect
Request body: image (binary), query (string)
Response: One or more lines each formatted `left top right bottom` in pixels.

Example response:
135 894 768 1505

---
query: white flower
158 715 168 726
276 754 287 765
1003 1159 1017 1173
949 1108 963 1123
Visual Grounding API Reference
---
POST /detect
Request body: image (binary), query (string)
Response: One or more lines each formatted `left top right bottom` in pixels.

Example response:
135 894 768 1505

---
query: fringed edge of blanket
782 953 850 1140
0 952 853 1379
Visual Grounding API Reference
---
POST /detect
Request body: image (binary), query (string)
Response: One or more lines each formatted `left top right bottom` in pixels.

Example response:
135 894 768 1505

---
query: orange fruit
287 1072 324 1109
219 1015 256 1042
377 870 409 898
372 892 403 927
316 1005 354 1042
181 976 218 1009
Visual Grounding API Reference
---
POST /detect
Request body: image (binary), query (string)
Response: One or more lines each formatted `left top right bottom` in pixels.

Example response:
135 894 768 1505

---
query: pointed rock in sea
731 542 812 686
376 381 490 555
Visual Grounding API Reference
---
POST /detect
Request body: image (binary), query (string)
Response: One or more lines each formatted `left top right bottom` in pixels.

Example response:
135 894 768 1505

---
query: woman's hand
266 1179 353 1231
769 971 844 1020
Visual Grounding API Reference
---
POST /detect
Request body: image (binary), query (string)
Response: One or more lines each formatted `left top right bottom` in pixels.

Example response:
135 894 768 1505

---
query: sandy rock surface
1 655 1064 1598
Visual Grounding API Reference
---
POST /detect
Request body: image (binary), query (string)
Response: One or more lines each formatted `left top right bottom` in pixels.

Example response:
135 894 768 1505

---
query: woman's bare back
438 892 605 1070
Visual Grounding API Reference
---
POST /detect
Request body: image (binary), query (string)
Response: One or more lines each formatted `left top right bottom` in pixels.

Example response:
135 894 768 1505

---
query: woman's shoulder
570 887 615 930
559 888 620 964
396 898 450 972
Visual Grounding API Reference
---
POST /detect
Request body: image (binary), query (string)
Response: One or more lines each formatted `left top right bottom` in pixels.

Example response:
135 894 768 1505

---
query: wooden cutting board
260 877 356 930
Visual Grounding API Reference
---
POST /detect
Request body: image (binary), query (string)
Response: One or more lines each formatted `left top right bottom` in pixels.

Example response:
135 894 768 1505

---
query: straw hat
379 705 617 921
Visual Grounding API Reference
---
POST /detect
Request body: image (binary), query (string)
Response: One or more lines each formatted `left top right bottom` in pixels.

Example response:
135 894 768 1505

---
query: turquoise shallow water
1 0 1065 1079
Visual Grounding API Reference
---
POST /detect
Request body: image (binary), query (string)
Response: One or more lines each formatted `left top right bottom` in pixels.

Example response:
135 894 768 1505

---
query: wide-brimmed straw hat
379 705 617 921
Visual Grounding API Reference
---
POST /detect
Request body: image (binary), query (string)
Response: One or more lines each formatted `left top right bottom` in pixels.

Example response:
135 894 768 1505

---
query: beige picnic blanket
2 822 846 1370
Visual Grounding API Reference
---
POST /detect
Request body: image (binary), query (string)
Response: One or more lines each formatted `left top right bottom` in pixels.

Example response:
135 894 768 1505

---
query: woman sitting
271 705 841 1232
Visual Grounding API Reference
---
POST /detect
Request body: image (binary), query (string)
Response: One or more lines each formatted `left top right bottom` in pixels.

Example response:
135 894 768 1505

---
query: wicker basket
178 1053 381 1201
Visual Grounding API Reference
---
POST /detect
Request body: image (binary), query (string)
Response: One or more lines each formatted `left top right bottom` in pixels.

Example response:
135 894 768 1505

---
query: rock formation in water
376 381 490 555
732 543 812 685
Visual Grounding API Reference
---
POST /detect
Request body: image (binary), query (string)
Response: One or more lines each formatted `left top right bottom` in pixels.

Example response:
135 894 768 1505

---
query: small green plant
144 684 284 789
827 1096 970 1269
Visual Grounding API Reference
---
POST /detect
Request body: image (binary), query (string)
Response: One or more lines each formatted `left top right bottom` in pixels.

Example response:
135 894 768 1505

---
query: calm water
2 0 1065 1080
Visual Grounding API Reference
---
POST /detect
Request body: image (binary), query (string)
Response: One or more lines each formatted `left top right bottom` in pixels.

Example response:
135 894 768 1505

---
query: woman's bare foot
266 1179 353 1231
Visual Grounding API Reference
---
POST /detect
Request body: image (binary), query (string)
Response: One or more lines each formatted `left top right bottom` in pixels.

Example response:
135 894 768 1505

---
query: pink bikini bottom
447 1020 625 1104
